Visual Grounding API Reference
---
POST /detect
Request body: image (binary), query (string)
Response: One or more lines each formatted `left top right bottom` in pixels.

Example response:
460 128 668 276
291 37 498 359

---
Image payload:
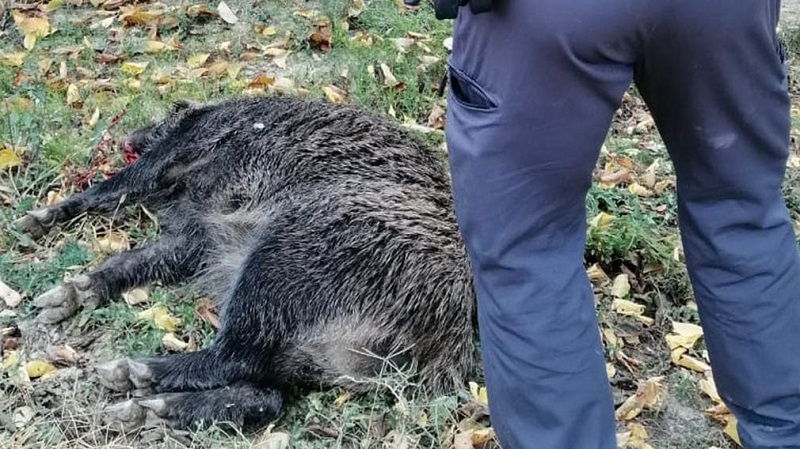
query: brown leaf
119 5 163 27
427 104 446 130
194 297 220 329
308 18 332 52
615 376 667 421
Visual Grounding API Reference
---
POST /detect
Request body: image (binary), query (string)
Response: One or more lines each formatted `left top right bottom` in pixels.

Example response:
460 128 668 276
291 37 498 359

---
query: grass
1 0 799 448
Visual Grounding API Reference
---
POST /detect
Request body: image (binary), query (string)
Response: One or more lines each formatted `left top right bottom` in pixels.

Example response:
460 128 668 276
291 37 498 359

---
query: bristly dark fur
15 95 477 433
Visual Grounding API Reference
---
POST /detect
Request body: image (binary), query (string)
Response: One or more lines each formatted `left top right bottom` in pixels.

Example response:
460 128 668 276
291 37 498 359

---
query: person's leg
635 1 800 447
444 2 643 447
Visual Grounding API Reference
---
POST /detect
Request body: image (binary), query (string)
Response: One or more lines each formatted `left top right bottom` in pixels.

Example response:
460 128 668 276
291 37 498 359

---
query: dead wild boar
14 95 477 433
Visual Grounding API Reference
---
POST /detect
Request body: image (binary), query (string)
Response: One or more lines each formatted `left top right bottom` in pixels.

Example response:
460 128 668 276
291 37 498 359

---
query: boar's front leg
34 231 205 324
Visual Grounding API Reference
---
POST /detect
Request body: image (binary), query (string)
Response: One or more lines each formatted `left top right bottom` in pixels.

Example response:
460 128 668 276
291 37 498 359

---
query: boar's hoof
96 358 156 393
102 399 167 434
14 208 55 239
33 275 99 324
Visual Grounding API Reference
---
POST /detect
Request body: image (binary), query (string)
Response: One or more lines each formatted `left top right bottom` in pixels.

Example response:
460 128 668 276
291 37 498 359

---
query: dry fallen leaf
120 61 149 75
0 52 26 68
138 304 182 332
610 274 631 298
379 63 399 87
66 83 80 106
615 376 666 421
323 85 347 103
469 381 488 406
589 211 615 231
0 147 22 169
187 53 211 69
0 279 23 308
26 360 57 379
725 416 742 446
308 18 332 52
265 48 289 69
12 10 51 50
194 297 220 329
14 406 35 429
94 231 130 253
677 354 711 373
162 332 189 351
51 345 79 365
628 182 652 197
699 372 721 403
333 392 351 407
254 424 290 449
122 287 149 306
217 1 238 24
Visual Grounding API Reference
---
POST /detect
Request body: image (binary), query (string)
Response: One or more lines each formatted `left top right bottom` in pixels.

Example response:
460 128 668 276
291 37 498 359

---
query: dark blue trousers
444 1 800 448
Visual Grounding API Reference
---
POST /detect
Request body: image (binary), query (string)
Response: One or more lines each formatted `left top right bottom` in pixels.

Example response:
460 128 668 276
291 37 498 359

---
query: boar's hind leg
101 383 283 433
34 231 204 324
15 146 177 239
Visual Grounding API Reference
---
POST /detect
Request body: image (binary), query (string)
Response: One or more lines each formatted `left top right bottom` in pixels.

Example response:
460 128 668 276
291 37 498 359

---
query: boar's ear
170 99 199 115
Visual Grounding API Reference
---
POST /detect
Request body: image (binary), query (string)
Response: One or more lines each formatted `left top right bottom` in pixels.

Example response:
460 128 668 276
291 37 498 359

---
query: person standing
438 0 800 447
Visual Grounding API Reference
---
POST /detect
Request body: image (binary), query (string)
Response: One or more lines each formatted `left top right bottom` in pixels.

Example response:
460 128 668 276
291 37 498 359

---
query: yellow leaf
626 423 654 449
699 374 721 403
25 360 57 379
672 321 703 337
144 40 168 53
0 52 26 68
610 274 631 298
323 85 347 103
45 190 63 206
66 83 80 106
587 263 608 282
628 182 653 197
333 392 351 407
227 62 244 80
138 304 182 332
261 25 276 36
120 61 149 75
670 346 687 365
2 350 19 371
677 354 711 373
205 61 228 78
589 211 615 231
0 148 22 169
94 231 130 253
187 53 210 69
725 416 742 446
24 34 38 50
665 333 701 351
12 11 51 37
87 107 100 128
45 0 65 13
469 381 488 406
217 1 238 24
